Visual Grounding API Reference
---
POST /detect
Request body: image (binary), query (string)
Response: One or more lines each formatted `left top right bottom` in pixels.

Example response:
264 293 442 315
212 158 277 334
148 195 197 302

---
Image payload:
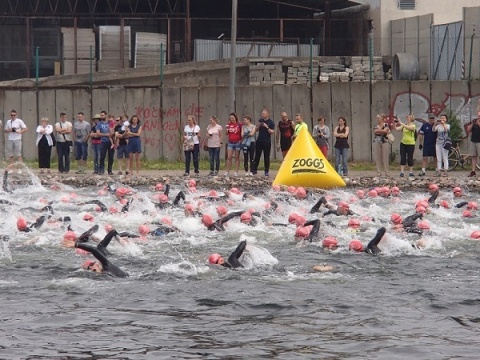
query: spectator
183 115 201 177
114 116 129 175
333 117 350 176
417 113 437 176
125 115 143 176
372 114 390 177
4 109 28 164
395 114 416 178
312 116 330 158
224 112 242 177
73 112 91 174
252 109 275 177
96 111 112 175
35 117 54 173
105 112 116 175
241 115 256 176
432 114 450 177
292 113 308 141
55 112 72 174
466 111 480 177
88 115 102 174
206 115 223 176
275 111 294 159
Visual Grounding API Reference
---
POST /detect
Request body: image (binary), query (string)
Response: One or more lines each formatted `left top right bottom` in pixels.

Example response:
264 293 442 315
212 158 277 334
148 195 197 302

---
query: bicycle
448 142 480 171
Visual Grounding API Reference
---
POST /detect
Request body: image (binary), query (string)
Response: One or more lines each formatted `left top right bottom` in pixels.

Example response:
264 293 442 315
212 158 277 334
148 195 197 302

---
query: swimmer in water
295 219 321 242
309 197 354 217
364 227 387 255
202 211 244 231
78 200 108 212
208 240 247 269
76 230 129 277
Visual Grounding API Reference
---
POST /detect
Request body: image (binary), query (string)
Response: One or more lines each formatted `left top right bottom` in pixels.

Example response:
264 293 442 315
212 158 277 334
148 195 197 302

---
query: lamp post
229 0 238 113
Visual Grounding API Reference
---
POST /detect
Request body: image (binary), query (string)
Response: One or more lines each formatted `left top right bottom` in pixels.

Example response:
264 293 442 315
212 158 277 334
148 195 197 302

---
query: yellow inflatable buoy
273 127 345 189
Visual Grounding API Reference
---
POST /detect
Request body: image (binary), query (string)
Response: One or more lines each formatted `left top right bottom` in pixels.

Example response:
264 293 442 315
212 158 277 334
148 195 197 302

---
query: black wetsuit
310 197 328 214
149 225 178 236
455 201 469 209
365 227 386 255
76 232 128 278
402 213 423 234
207 211 243 231
18 215 48 233
222 240 247 269
304 219 321 242
3 170 11 193
155 191 186 209
428 190 439 207
76 225 100 243
81 200 108 212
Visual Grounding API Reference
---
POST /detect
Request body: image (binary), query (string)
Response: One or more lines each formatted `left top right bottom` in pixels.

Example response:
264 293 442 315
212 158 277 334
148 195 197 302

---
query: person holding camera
394 114 416 178
432 114 450 177
466 111 480 177
4 109 28 165
252 109 275 177
312 116 330 158
372 114 390 177
417 114 437 176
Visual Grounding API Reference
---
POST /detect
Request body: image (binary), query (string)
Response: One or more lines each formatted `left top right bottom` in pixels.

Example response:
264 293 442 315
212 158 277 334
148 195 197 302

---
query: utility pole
229 0 238 113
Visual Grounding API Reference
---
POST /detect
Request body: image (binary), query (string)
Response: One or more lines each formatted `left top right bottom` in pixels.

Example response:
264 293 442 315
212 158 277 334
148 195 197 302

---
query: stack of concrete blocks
350 56 384 81
286 60 319 84
61 28 96 75
318 61 350 82
249 58 285 85
98 26 131 71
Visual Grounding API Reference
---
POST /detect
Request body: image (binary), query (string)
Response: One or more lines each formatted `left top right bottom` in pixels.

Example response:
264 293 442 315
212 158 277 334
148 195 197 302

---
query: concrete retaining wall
0 80 479 163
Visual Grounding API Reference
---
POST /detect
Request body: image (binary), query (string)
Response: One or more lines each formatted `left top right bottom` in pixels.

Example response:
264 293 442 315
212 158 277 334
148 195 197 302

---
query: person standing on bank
125 115 143 176
372 114 390 177
241 115 256 176
395 114 416 178
432 114 450 177
276 111 294 159
252 109 275 177
466 111 480 177
88 115 102 174
312 116 330 158
97 111 112 175
5 109 27 164
417 113 437 176
183 115 201 177
55 112 73 174
292 113 308 141
224 113 242 178
35 117 54 173
106 113 116 175
333 117 350 176
73 112 91 174
206 115 223 176
114 116 129 175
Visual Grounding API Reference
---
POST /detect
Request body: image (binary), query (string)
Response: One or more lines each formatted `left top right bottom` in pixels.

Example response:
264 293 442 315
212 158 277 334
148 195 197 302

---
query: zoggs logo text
292 158 326 174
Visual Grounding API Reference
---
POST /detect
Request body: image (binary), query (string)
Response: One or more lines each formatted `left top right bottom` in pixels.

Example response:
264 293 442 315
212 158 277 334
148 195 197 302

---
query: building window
398 0 416 10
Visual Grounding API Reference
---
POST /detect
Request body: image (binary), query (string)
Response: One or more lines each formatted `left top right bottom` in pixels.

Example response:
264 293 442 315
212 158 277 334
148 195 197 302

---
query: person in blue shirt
96 112 113 175
417 113 437 176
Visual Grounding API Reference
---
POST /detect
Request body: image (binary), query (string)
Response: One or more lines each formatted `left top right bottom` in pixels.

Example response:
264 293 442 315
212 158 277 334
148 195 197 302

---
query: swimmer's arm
77 225 100 243
365 227 386 255
227 240 247 268
323 210 337 217
455 201 468 208
29 215 46 229
97 230 118 256
218 211 243 225
163 184 170 197
304 219 321 241
428 190 439 204
82 200 108 212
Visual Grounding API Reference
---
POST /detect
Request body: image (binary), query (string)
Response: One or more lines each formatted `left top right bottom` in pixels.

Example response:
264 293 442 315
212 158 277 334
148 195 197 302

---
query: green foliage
444 109 463 144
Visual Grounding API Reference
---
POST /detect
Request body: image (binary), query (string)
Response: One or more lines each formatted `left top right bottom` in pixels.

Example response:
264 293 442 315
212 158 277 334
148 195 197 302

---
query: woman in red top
224 113 242 177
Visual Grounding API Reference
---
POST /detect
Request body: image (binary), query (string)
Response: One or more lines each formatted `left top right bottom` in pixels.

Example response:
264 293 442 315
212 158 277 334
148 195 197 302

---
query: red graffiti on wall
135 103 204 151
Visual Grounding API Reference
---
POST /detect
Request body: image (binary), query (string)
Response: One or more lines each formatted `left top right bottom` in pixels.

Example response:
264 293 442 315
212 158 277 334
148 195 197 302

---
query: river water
1 167 480 359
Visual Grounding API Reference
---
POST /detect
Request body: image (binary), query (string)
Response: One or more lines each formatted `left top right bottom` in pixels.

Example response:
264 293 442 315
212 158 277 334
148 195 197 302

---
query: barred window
398 0 416 10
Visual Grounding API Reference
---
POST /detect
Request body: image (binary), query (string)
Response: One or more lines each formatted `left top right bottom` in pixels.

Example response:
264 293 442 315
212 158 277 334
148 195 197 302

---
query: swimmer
364 227 387 255
155 190 186 209
202 211 244 231
17 215 48 232
295 219 321 242
208 240 247 269
3 169 11 193
75 233 129 277
79 200 108 212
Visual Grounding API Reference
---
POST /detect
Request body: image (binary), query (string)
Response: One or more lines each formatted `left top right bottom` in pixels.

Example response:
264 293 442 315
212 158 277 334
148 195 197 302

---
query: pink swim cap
295 226 310 239
453 187 463 197
138 225 150 236
240 212 252 224
272 185 281 192
188 179 196 188
416 206 426 214
322 236 338 249
82 260 96 270
338 201 350 210
216 205 228 216
104 224 113 232
428 183 439 193
288 213 299 224
467 201 478 210
184 204 194 215
75 248 89 256
391 186 400 196
109 206 118 214
287 186 296 194
155 183 164 191
349 239 364 252
295 215 306 227
202 214 214 227
230 187 241 195
295 187 307 199
416 200 429 209
208 253 222 264
390 213 403 225
417 220 430 230
440 200 450 209
161 217 172 226
368 189 378 198
356 189 365 199
61 196 70 203
17 217 27 230
63 230 77 241
470 230 480 239
348 218 361 229
115 187 128 198
462 209 473 218
209 190 218 197
83 213 94 221
159 194 169 203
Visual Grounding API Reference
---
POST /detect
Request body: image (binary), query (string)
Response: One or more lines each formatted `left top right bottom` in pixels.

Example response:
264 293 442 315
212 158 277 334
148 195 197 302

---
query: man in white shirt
4 109 28 164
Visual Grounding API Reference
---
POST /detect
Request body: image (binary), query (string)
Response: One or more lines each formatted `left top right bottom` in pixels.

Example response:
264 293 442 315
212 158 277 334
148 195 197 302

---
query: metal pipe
26 17 31 78
74 17 78 74
120 18 125 69
229 0 238 113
